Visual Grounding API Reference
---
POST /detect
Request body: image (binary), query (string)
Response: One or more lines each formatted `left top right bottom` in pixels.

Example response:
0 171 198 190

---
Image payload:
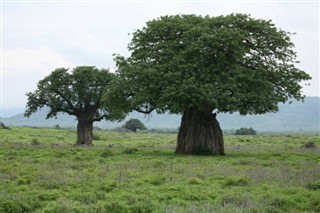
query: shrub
306 180 320 190
218 193 253 209
123 148 138 154
31 138 41 146
42 198 83 213
0 122 10 129
235 127 256 135
123 119 147 132
311 197 320 212
100 150 113 157
187 177 202 185
223 176 249 187
17 176 33 185
79 192 97 205
104 201 129 213
101 181 117 192
145 176 166 186
301 141 316 148
268 196 289 211
0 199 30 213
38 190 60 201
129 196 153 213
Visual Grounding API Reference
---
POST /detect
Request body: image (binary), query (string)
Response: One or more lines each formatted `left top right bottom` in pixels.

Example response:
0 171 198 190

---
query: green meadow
0 127 319 212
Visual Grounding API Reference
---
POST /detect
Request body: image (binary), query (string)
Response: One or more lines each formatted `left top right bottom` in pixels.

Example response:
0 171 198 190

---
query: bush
79 192 97 205
301 141 316 148
100 150 113 157
101 181 117 192
306 180 320 190
219 194 251 208
0 122 10 129
123 148 138 154
31 138 41 146
223 176 249 187
187 177 202 185
128 196 153 213
0 199 30 213
235 127 256 135
38 190 60 201
104 201 129 213
42 198 83 213
123 119 147 132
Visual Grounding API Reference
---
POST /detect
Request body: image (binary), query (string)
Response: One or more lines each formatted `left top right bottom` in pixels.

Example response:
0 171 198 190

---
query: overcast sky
1 0 319 117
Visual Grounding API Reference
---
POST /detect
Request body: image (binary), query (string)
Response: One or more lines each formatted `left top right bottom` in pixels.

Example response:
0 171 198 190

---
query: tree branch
134 107 154 114
55 89 78 115
93 115 105 122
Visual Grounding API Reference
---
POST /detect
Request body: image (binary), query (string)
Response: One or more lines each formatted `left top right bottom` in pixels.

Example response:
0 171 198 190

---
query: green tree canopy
25 66 124 145
107 14 310 115
123 119 147 132
104 14 311 155
235 127 257 135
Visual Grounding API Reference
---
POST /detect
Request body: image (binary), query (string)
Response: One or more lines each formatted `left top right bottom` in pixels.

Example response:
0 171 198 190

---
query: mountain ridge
1 97 319 132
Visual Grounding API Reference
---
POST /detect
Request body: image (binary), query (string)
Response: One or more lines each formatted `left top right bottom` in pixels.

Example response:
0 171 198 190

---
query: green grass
0 127 319 212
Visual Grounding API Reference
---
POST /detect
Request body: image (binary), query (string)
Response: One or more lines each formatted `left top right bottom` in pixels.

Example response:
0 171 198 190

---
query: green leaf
107 14 311 115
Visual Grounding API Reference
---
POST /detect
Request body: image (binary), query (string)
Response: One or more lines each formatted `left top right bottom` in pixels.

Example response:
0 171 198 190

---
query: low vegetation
0 127 319 212
235 127 257 135
122 119 147 132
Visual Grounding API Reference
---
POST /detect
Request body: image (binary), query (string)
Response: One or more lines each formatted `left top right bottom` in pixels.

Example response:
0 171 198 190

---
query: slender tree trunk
175 107 224 155
76 115 93 145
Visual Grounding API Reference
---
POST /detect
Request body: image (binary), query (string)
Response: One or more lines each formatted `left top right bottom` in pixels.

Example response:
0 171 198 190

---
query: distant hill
1 97 319 132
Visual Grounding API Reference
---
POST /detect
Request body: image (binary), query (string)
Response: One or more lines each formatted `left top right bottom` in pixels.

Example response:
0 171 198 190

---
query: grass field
0 127 319 212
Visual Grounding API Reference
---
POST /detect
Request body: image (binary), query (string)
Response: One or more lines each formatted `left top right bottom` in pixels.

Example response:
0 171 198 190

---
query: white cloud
2 47 75 108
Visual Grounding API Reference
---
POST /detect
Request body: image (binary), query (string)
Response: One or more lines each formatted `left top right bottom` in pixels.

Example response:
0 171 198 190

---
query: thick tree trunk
76 115 93 145
175 107 224 155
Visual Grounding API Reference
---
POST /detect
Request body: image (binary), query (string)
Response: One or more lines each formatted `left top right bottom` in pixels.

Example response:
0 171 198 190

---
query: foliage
187 177 202 185
25 66 124 121
223 176 250 187
25 66 125 144
301 141 316 148
0 122 10 129
306 180 320 190
235 127 257 135
123 147 138 154
100 149 113 157
104 14 311 116
31 138 41 146
123 119 147 132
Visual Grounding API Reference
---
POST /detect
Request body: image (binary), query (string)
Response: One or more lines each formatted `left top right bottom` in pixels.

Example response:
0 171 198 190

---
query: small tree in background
0 122 10 129
123 119 147 132
235 127 257 135
25 66 125 145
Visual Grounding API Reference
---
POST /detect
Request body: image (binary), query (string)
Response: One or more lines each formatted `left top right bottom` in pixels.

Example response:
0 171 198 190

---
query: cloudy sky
1 0 319 117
